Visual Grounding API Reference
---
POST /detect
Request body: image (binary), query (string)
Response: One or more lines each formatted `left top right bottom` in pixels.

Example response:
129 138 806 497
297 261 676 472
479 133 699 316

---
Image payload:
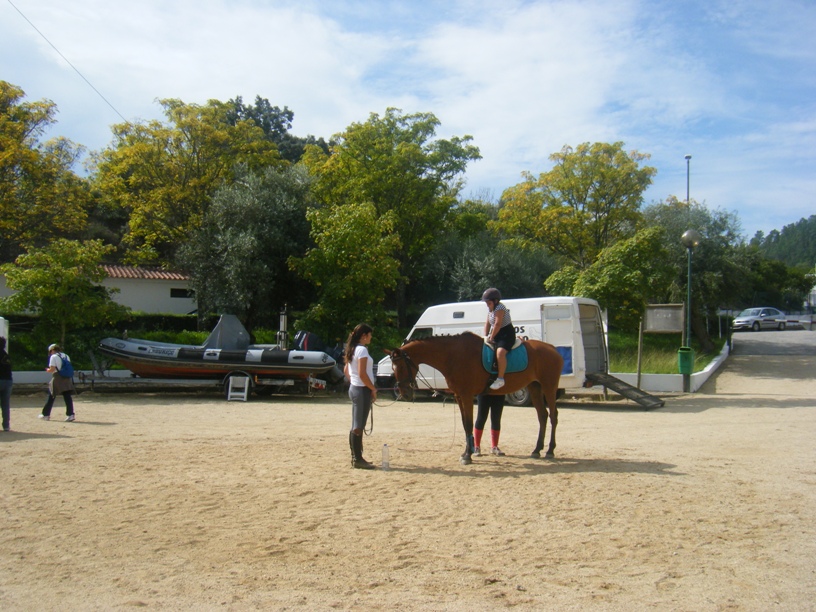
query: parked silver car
732 307 787 331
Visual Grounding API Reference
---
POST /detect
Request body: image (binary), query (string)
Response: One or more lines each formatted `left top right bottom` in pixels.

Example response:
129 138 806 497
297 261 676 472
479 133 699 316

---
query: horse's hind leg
543 384 559 458
528 382 547 458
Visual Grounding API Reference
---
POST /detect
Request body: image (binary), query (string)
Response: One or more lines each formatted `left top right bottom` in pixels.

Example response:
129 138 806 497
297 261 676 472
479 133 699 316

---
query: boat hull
98 338 338 380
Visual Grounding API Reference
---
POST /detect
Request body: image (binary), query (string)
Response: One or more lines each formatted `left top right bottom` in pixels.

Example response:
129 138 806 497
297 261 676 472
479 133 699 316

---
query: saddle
481 337 528 374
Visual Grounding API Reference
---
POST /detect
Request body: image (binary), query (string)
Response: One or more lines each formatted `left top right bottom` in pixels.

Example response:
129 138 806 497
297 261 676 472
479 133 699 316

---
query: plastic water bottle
381 444 390 470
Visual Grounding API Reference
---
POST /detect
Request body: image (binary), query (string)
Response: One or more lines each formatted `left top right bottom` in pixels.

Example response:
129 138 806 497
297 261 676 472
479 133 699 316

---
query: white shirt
348 345 373 388
49 353 65 371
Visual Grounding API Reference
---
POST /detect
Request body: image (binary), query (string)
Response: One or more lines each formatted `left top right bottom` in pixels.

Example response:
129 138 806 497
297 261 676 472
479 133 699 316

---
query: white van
376 296 608 405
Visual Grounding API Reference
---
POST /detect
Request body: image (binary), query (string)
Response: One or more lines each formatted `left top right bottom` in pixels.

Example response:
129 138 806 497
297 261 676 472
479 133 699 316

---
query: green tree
92 97 284 265
495 141 656 269
301 108 480 327
289 202 401 343
0 239 129 344
751 215 816 270
422 196 557 304
570 227 674 330
0 81 90 262
226 95 329 163
643 197 746 351
177 165 313 332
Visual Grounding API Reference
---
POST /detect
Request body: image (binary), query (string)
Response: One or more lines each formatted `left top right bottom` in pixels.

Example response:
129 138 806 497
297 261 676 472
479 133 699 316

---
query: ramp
585 372 665 409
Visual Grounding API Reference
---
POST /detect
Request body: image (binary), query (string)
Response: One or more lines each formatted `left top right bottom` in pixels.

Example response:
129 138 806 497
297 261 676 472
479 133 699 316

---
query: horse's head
388 347 416 401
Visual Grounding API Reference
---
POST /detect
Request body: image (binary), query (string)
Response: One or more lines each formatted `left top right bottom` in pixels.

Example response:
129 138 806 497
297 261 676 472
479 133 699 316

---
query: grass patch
608 330 726 374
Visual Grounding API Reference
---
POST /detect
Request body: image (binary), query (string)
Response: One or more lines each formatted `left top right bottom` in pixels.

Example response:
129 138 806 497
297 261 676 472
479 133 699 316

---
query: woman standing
344 324 377 470
0 337 12 432
482 288 515 390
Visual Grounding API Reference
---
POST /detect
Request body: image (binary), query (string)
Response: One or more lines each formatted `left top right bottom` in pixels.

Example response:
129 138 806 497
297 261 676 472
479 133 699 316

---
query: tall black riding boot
351 433 375 470
349 431 357 468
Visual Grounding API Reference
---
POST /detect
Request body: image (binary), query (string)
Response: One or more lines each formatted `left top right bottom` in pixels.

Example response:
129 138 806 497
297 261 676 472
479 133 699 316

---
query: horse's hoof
530 451 541 459
460 455 472 465
545 452 555 460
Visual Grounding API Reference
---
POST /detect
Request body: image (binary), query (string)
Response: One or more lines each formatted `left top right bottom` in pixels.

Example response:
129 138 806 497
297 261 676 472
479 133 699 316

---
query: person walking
482 288 515 390
473 393 506 456
0 337 12 432
39 344 76 422
344 323 377 470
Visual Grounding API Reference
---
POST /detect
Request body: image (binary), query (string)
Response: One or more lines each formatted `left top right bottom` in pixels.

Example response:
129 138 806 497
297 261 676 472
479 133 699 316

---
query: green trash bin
677 346 695 375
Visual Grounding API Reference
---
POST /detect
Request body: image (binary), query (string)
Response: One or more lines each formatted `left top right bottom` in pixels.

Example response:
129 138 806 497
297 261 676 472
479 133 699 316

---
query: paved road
701 328 815 396
729 328 816 356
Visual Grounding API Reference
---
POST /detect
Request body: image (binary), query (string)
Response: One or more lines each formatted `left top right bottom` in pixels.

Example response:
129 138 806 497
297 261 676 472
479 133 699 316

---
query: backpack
57 353 74 378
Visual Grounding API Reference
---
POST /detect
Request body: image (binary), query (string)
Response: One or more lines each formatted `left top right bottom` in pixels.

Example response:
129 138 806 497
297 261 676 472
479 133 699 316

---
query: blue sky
2 0 814 240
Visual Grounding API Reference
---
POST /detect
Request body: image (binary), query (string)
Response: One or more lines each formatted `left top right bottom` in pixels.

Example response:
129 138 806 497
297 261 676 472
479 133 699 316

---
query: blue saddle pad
482 343 529 374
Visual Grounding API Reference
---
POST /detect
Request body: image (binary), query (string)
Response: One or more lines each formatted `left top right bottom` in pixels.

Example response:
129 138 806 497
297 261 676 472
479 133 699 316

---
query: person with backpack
39 343 76 422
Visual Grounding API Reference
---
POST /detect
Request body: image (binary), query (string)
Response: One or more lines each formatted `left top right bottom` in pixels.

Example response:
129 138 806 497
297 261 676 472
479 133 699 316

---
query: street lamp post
685 154 691 206
679 229 701 392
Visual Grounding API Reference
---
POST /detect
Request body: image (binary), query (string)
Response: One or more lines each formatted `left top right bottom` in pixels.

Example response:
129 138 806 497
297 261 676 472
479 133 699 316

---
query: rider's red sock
491 429 501 448
474 428 484 447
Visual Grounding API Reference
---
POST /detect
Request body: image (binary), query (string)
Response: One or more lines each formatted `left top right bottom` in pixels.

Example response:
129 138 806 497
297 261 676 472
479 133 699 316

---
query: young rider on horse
482 288 516 390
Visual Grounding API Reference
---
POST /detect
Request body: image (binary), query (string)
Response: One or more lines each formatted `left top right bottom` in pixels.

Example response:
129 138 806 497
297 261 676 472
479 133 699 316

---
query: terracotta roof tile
102 265 189 281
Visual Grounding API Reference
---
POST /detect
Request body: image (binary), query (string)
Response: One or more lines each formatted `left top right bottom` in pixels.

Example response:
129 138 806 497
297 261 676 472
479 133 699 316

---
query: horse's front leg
455 394 475 465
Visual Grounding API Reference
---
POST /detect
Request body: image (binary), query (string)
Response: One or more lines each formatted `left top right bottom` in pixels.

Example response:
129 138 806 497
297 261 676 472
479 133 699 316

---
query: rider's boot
351 433 376 470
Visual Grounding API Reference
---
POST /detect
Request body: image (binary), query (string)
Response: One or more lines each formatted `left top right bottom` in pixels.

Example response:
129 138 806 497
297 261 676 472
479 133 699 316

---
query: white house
0 265 197 315
100 266 196 314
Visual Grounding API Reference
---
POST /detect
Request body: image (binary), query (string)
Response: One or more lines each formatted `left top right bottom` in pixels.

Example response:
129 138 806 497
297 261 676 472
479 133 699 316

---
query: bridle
390 347 423 400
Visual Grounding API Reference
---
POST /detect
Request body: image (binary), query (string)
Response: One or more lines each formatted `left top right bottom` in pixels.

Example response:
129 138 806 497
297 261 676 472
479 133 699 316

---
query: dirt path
1 332 814 610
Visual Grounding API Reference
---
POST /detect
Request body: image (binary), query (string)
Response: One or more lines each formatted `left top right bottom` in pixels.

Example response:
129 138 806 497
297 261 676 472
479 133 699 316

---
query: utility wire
7 0 130 124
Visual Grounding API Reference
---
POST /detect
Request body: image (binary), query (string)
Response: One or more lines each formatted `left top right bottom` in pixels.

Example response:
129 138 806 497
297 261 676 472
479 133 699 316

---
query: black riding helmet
481 288 501 302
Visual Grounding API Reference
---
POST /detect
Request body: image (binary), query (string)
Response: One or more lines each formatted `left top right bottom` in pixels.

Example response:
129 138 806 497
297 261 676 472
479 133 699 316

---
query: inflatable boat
98 314 341 381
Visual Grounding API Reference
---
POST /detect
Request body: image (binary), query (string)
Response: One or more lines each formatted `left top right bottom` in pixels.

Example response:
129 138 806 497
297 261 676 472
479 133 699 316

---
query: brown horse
387 332 564 465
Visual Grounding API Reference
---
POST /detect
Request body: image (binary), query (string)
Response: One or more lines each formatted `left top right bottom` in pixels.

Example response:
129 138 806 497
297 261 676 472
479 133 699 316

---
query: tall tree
92 97 284 265
643 197 747 351
0 81 90 262
568 227 674 330
289 202 401 343
226 95 329 163
495 142 656 269
0 239 129 344
301 108 480 327
416 197 557 305
177 165 313 332
751 215 816 270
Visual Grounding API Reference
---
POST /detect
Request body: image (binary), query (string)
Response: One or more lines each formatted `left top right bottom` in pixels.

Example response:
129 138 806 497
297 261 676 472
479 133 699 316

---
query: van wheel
505 387 531 406
778 321 786 331
752 322 760 331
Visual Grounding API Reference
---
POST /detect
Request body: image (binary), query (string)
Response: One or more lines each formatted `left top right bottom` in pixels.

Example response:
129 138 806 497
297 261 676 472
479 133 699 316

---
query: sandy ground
1 333 815 611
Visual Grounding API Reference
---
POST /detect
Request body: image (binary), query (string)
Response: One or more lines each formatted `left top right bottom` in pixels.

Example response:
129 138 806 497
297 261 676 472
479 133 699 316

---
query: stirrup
489 378 505 390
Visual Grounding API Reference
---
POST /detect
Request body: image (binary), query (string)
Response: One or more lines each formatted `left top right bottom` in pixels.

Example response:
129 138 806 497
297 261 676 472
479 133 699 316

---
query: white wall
1 275 196 315
101 278 196 315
